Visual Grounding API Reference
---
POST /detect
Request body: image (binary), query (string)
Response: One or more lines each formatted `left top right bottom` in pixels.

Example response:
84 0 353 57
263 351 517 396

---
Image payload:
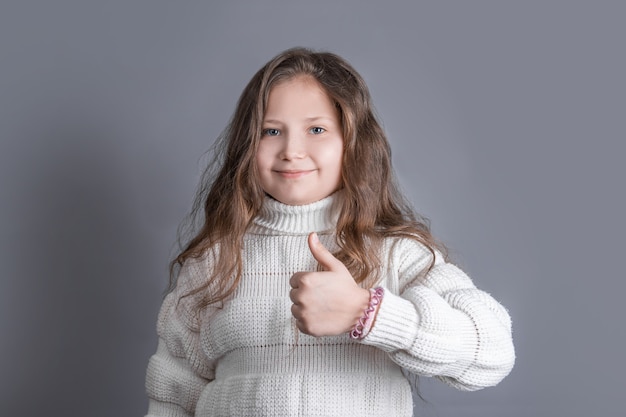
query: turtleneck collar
248 192 343 236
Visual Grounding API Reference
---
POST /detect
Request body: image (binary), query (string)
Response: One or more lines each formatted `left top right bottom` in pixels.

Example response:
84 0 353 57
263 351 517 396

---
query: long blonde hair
171 47 445 309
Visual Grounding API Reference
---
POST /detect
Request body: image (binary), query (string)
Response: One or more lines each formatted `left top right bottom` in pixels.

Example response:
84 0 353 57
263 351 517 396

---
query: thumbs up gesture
289 232 371 337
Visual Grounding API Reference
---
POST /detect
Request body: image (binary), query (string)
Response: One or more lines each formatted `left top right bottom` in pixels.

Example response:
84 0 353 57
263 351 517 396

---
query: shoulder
380 235 476 295
377 235 439 290
166 249 219 331
383 235 440 269
177 251 216 290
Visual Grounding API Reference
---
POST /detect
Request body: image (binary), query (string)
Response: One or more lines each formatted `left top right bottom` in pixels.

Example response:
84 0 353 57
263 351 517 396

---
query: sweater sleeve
145 261 216 416
360 239 515 391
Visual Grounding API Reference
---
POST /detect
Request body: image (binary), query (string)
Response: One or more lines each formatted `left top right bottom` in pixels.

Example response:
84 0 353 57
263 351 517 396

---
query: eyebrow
262 116 335 124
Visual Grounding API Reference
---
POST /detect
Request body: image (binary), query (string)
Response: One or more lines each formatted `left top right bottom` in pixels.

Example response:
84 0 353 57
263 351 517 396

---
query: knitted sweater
145 193 515 417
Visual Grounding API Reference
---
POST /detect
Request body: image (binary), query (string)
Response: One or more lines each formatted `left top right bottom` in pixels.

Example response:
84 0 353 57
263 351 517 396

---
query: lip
273 169 316 179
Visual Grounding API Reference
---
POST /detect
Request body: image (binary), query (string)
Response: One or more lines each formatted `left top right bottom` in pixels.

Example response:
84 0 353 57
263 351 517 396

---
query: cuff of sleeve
360 287 419 352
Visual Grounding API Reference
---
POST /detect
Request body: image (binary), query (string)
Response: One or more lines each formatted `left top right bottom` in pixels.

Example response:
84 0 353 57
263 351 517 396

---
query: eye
262 128 280 137
309 127 326 135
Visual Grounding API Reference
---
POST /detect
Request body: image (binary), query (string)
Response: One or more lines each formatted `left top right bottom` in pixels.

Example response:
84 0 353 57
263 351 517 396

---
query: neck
249 192 343 235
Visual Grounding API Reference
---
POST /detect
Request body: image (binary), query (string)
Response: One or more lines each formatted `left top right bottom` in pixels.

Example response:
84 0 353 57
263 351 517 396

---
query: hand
289 232 370 337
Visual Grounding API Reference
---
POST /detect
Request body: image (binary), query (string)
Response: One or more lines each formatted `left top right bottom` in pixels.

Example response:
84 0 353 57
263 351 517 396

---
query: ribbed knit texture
145 193 515 416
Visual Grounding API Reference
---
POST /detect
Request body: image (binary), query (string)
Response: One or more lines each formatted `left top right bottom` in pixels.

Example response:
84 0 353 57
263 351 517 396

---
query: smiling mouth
274 169 315 179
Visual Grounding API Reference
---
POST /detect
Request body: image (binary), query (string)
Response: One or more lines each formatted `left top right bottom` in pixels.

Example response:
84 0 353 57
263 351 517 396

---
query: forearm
360 263 515 390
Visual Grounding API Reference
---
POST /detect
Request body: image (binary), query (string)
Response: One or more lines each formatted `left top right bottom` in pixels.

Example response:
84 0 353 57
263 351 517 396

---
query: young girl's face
256 76 344 206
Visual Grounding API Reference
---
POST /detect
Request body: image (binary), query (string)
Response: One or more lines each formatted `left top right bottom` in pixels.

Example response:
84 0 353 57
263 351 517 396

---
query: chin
276 195 318 206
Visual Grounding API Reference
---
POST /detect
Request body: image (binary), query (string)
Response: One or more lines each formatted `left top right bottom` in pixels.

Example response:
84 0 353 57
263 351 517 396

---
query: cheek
255 145 271 170
324 142 344 175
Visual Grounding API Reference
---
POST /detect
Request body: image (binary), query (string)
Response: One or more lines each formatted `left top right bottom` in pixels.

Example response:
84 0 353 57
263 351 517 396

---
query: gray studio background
1 1 624 416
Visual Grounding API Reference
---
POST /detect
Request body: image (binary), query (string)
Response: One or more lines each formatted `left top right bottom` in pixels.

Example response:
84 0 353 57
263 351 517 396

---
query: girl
144 47 515 417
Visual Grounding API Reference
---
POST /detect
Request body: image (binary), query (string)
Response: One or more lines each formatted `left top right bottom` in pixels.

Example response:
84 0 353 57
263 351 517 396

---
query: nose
279 134 306 160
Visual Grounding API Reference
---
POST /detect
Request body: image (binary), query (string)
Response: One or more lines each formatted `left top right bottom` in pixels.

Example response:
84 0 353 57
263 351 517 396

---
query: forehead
264 76 337 120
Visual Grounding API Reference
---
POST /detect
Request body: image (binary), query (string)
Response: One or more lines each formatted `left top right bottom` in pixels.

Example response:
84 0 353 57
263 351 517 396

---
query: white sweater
145 193 515 416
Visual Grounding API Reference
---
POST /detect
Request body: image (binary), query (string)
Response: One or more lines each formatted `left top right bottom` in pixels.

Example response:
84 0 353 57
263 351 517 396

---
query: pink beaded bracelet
350 287 384 340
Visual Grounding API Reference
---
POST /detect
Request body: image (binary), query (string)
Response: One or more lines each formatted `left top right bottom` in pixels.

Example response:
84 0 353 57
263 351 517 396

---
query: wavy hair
170 47 445 309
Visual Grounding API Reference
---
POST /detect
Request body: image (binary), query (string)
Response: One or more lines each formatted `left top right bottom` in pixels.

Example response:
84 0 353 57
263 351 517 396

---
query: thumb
308 232 343 271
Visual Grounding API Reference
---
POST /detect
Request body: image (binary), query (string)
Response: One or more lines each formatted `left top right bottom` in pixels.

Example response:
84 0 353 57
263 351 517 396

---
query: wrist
356 288 370 316
349 287 384 340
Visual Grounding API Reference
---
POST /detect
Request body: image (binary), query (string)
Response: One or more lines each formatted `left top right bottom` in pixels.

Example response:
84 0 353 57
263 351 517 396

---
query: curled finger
290 303 302 320
289 288 299 304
